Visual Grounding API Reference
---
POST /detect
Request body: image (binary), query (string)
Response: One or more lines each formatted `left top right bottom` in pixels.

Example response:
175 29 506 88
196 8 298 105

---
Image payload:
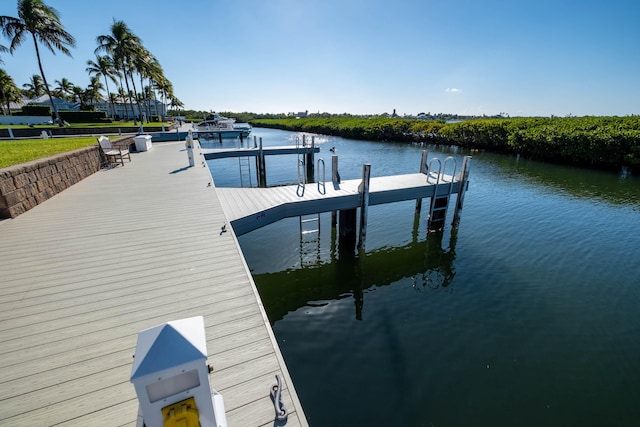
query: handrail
427 158 442 184
317 158 326 194
441 156 457 183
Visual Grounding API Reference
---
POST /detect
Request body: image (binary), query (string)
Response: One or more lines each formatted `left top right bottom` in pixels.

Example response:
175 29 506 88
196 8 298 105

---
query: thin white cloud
445 88 462 93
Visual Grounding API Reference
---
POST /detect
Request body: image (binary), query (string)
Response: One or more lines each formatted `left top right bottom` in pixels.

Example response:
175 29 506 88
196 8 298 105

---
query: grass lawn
0 136 105 169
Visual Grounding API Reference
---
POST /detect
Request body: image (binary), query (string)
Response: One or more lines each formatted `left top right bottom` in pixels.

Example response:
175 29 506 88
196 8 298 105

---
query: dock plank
0 141 307 426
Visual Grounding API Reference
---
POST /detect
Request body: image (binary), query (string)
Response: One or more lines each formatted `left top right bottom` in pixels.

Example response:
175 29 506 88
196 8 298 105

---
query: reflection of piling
452 156 472 227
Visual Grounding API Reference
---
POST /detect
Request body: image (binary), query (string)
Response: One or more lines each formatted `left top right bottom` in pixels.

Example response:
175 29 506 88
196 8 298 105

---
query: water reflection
254 222 458 322
469 150 640 209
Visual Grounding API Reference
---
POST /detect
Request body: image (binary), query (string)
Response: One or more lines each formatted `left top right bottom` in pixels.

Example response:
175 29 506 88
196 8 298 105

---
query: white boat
194 113 251 139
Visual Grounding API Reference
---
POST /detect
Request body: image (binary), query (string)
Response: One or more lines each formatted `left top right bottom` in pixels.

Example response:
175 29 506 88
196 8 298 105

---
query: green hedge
18 105 50 116
58 110 111 123
251 116 640 171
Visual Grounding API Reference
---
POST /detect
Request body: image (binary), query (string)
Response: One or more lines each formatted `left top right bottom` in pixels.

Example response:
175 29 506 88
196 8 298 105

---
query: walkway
0 141 307 426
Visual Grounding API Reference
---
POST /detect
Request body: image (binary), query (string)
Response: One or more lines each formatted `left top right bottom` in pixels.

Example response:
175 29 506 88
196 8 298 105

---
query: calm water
205 128 640 426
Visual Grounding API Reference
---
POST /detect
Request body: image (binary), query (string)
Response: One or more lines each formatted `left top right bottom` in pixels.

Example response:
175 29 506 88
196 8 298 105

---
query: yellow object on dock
163 397 200 427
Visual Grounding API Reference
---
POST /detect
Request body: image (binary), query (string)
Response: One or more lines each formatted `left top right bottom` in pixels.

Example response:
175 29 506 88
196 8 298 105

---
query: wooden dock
216 172 464 236
0 142 307 426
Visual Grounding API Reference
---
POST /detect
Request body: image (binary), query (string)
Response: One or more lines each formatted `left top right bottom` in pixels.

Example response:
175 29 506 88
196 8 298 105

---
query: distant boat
194 113 252 139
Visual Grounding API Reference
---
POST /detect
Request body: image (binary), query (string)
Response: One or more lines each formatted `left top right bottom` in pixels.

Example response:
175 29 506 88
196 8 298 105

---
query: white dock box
134 134 152 151
130 316 226 427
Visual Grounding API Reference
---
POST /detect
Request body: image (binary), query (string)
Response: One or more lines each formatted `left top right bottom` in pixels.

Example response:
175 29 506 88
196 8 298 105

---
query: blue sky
1 0 638 117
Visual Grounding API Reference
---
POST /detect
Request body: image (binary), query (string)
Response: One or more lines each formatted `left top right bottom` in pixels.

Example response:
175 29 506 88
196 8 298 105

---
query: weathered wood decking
0 142 307 426
216 173 463 236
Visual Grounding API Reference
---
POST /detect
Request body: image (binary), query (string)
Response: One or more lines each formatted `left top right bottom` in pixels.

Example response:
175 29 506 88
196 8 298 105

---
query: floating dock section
215 151 472 248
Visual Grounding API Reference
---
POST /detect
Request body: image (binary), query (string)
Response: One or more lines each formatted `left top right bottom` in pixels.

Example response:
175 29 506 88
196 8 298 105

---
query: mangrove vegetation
251 116 640 172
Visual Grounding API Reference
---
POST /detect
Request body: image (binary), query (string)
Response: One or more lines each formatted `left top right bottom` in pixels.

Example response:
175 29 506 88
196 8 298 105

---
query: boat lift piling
256 137 267 187
306 136 315 184
358 164 371 251
452 156 472 227
415 150 429 214
331 155 340 229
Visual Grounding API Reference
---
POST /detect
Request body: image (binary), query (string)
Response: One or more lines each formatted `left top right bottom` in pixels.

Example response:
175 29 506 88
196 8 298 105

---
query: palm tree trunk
129 72 141 122
117 75 128 120
0 86 6 115
123 71 136 121
102 76 114 119
32 34 62 126
141 75 150 122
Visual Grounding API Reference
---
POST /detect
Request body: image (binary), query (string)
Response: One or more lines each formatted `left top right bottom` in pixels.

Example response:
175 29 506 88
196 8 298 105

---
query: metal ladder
427 156 457 231
238 156 253 187
299 213 321 266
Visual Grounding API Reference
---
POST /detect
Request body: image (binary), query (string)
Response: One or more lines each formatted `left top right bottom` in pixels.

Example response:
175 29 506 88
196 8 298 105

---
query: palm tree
85 75 104 108
0 68 21 115
140 57 164 121
86 54 119 119
0 43 7 64
22 73 45 97
96 20 141 120
71 85 90 110
0 0 76 126
54 77 74 101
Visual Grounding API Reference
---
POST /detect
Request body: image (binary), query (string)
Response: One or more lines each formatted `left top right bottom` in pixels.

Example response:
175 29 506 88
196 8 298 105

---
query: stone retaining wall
0 136 134 219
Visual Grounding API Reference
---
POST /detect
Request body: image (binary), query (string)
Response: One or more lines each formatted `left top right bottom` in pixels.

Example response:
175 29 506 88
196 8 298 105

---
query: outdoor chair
98 136 131 166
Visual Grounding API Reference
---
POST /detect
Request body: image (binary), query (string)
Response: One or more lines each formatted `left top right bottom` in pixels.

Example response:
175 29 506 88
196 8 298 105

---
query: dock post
306 136 315 184
239 132 243 145
256 137 267 187
338 209 357 257
218 132 223 144
253 135 257 148
358 163 371 251
452 156 472 227
415 150 429 214
331 155 340 188
331 155 340 229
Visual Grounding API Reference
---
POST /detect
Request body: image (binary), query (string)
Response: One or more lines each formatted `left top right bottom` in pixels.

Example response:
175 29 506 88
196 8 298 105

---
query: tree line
251 116 640 172
0 0 182 125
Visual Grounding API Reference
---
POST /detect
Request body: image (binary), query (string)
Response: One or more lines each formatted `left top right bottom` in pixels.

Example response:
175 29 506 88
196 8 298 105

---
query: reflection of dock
255 229 458 322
